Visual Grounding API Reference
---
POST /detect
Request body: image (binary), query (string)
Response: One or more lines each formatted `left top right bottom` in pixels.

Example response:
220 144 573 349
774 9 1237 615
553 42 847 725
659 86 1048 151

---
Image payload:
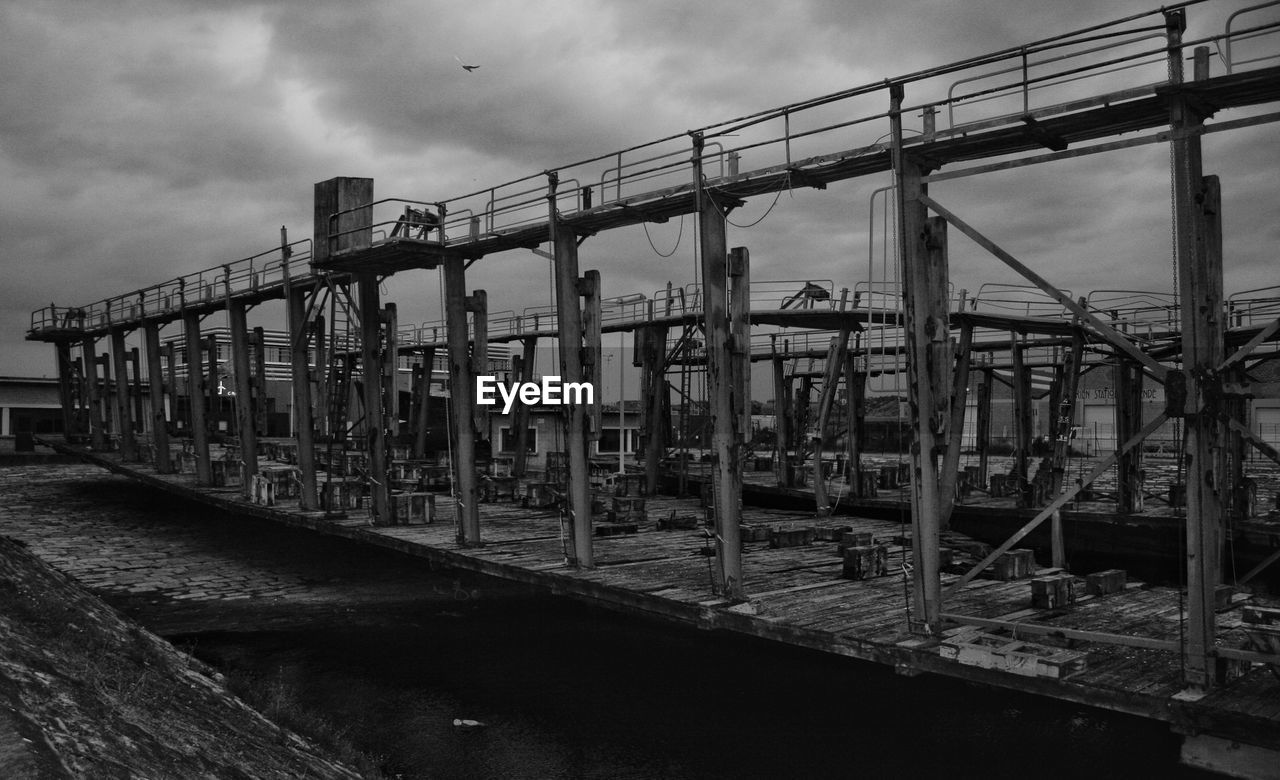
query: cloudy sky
2 0 1277 379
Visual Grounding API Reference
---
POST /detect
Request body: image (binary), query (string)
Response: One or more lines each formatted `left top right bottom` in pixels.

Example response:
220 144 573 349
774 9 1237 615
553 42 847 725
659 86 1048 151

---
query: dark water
183 596 1212 780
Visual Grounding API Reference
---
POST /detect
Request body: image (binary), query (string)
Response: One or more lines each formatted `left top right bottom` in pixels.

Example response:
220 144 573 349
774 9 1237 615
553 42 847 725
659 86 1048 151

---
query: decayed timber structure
24 3 1280 776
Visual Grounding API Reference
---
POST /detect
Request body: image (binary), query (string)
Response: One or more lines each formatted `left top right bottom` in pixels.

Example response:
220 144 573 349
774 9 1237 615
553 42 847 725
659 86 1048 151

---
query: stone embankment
0 531 361 778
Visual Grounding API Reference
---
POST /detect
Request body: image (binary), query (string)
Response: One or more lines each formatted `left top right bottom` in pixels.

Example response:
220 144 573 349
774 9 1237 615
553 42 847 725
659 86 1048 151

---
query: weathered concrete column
443 257 481 545
357 274 390 524
550 194 594 568
109 327 137 460
694 132 743 599
182 311 212 484
228 299 258 498
143 322 172 473
892 82 948 635
82 336 107 451
287 284 319 510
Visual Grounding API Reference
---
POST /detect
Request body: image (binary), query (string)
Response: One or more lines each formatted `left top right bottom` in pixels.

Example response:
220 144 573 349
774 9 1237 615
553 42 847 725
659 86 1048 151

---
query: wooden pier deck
42 439 1280 772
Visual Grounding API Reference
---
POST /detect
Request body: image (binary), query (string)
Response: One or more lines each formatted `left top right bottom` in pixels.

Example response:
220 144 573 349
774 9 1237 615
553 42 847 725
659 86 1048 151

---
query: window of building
499 427 537 454
599 427 638 454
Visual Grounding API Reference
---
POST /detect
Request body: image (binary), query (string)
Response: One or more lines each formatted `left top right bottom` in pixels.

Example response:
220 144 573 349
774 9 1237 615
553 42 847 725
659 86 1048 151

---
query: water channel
0 464 1215 778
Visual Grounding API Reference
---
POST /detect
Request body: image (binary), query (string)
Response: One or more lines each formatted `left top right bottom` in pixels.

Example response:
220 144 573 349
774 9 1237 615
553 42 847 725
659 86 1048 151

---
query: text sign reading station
476 376 594 414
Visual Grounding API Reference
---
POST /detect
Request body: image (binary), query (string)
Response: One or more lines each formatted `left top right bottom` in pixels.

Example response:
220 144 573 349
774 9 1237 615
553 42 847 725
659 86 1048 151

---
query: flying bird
455 55 480 72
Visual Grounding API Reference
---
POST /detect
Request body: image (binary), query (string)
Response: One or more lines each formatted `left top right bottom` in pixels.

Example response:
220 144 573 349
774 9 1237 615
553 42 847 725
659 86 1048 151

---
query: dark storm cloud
1 0 1276 377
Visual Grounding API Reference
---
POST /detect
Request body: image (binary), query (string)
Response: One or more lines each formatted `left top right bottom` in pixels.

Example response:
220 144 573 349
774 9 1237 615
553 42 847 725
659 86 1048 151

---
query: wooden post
581 271 603 446
287 284 319 510
1049 331 1085 496
83 336 107 451
252 326 267 435
143 322 172 473
976 367 993 488
892 82 947 635
511 338 535 477
109 327 137 460
382 304 400 442
182 311 212 484
164 342 177 435
845 358 865 496
205 333 220 435
1170 28 1224 690
811 328 851 514
640 328 667 494
1011 340 1033 502
129 347 144 440
1115 357 1145 514
694 132 743 599
357 275 390 524
549 179 594 567
443 257 481 545
772 353 793 487
412 346 436 461
729 248 751 444
467 291 488 440
939 323 974 526
228 299 257 498
55 341 79 442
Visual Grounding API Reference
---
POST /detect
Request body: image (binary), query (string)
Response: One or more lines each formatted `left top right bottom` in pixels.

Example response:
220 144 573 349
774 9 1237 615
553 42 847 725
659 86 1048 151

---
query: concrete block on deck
1085 569 1127 596
769 526 814 549
1030 573 1076 610
987 549 1037 581
841 544 888 580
